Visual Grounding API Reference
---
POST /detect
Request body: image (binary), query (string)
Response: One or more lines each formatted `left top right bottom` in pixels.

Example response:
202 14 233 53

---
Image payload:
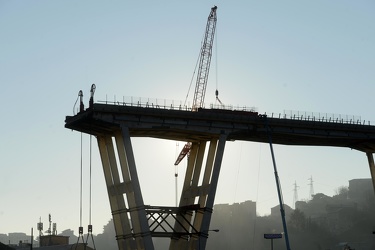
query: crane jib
192 6 217 111
176 6 218 167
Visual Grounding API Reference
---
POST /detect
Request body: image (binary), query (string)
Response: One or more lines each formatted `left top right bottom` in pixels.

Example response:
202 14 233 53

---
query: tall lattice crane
174 6 218 166
192 5 217 111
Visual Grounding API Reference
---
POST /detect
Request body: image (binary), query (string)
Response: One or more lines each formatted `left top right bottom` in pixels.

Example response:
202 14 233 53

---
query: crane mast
192 5 217 111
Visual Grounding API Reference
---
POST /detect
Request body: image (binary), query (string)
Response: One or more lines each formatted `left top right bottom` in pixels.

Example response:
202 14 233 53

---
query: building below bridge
9 235 94 250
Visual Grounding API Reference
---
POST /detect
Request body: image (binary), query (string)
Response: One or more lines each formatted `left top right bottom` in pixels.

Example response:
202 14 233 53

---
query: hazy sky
1 0 375 236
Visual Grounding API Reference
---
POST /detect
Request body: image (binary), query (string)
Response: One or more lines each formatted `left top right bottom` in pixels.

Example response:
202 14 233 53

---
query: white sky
1 0 374 236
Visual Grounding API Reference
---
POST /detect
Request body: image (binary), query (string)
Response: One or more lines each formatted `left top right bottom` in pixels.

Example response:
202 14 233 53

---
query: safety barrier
97 97 371 126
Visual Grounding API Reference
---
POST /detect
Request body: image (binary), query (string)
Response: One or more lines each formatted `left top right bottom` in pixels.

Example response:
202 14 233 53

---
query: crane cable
80 133 83 229
75 133 85 249
85 134 96 249
74 86 97 249
174 143 179 207
184 42 203 108
215 25 224 108
85 84 96 249
215 25 218 95
214 25 222 106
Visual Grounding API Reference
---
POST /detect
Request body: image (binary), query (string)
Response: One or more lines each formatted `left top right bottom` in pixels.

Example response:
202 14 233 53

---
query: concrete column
189 139 218 249
170 141 206 250
198 134 227 250
366 152 375 196
97 136 132 250
119 126 154 250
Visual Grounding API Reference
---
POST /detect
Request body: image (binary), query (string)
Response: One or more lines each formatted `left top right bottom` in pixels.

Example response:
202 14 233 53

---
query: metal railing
98 96 258 112
267 110 371 126
97 96 371 126
98 96 193 111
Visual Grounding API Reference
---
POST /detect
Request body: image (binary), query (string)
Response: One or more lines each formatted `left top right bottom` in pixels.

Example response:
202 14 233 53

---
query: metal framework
192 6 217 111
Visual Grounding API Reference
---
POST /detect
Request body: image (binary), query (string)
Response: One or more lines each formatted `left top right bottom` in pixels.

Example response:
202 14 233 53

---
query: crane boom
192 6 217 111
174 142 192 166
175 6 217 166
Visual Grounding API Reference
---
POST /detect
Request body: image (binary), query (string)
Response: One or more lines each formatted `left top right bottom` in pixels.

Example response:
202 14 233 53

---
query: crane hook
215 89 223 106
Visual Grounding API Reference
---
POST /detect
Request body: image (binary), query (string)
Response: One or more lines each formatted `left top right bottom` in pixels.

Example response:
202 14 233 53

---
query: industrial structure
65 98 375 250
64 5 375 250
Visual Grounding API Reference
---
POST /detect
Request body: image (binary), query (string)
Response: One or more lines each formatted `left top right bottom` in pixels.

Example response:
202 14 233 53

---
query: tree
59 229 76 244
335 186 349 198
94 219 117 250
288 209 306 231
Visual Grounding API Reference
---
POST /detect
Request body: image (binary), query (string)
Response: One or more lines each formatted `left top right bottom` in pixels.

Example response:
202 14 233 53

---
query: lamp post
198 229 219 250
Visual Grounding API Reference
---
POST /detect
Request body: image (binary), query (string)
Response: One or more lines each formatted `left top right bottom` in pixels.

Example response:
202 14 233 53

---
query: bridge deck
65 103 375 153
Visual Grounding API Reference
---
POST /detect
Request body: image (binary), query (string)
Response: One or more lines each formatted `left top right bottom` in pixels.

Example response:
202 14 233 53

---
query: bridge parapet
97 97 257 113
97 96 371 126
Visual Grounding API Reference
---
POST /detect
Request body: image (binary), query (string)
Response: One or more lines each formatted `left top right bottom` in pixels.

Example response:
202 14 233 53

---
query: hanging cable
184 47 202 107
184 29 208 108
73 87 97 249
75 133 85 249
214 25 219 105
214 22 224 107
89 135 92 226
85 134 96 249
174 142 179 207
232 142 242 203
80 133 83 228
83 84 96 249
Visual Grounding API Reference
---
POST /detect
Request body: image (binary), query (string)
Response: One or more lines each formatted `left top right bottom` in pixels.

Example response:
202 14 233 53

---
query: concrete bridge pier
170 134 227 250
366 152 375 196
96 123 227 250
65 101 375 250
97 126 154 250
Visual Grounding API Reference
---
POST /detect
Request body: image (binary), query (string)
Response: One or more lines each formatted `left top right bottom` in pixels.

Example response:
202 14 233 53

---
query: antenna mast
293 181 299 208
37 217 43 239
308 176 314 199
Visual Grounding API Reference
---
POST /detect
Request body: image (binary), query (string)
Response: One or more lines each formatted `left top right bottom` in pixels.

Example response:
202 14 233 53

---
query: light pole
198 229 219 250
